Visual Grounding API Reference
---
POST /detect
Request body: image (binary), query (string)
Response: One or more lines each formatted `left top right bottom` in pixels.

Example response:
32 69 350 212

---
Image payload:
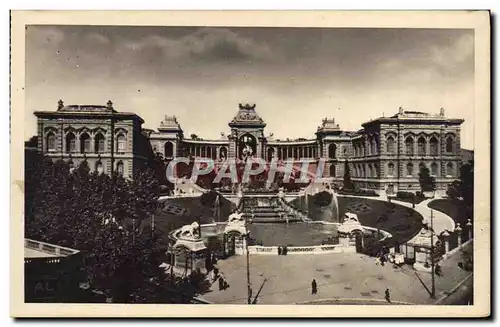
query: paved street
201 243 472 305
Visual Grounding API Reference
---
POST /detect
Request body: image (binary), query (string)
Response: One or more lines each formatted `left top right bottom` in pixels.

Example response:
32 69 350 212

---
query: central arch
238 134 257 160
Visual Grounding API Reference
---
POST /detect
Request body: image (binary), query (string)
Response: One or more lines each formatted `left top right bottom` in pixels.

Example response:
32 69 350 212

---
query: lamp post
245 210 252 304
430 209 436 299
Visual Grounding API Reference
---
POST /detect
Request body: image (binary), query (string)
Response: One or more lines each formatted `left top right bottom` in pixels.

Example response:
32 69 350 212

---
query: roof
316 118 341 134
34 100 145 124
229 103 266 127
362 107 464 127
158 115 183 133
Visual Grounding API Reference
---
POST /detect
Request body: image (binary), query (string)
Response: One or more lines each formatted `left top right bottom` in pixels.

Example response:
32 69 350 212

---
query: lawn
154 195 237 245
428 198 473 226
291 195 424 247
428 198 474 247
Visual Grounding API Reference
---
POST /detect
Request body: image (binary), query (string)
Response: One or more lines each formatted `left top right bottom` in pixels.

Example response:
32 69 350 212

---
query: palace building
32 100 464 196
33 100 153 177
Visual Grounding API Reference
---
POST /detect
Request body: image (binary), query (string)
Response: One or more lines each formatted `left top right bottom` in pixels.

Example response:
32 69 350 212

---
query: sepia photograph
10 10 490 318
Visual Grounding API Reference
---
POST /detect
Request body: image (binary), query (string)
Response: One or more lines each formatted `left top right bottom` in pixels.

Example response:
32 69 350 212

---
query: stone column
442 229 450 253
455 223 463 247
466 219 473 240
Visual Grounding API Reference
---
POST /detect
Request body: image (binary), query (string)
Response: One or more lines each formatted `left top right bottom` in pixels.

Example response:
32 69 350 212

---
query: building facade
32 101 464 195
33 100 152 178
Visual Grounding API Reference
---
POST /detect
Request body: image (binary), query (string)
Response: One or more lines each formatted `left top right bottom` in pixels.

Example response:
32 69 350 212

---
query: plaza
200 242 473 305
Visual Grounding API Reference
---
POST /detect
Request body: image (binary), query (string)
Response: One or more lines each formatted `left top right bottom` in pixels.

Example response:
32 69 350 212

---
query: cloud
429 33 474 70
120 27 277 63
26 26 65 48
84 32 110 45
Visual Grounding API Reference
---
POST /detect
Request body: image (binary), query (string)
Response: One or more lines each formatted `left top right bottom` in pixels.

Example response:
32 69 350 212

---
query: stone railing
278 198 311 222
248 243 356 255
24 239 80 258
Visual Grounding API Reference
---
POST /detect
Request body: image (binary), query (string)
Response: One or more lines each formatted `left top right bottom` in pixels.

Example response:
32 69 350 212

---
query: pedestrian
311 279 317 295
205 255 212 272
213 267 219 282
435 263 442 277
380 254 386 266
385 288 391 303
278 246 282 255
283 245 288 256
218 276 225 291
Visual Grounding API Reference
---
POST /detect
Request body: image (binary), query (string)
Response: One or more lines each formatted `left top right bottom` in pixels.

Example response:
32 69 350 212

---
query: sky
25 26 474 149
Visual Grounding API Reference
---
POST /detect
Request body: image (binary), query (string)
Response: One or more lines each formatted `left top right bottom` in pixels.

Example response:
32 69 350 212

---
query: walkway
390 198 455 235
339 194 455 235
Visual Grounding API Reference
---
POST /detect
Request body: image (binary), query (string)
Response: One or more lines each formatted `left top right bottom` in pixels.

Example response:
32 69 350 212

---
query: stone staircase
239 196 307 223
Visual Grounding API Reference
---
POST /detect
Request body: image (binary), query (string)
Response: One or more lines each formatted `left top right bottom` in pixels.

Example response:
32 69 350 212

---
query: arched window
46 132 56 152
362 165 366 178
367 164 372 178
446 136 454 153
164 141 174 158
117 161 124 176
406 163 414 176
220 146 228 159
387 163 395 177
65 132 76 153
330 164 336 178
446 162 454 177
373 164 378 178
267 148 275 160
405 136 414 156
386 136 395 154
94 133 105 154
430 137 439 156
80 133 91 153
431 162 438 176
371 137 378 155
419 162 426 172
95 161 104 174
328 144 337 159
117 134 126 153
417 137 426 156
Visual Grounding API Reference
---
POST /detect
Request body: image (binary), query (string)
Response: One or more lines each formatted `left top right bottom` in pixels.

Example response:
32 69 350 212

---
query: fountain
302 182 340 223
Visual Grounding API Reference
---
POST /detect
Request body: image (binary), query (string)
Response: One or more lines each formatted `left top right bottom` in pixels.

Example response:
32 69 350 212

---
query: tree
24 158 207 303
459 160 474 207
418 167 436 193
445 159 473 211
343 160 355 191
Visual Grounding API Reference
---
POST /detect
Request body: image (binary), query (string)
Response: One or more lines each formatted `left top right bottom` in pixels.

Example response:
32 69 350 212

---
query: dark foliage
418 167 436 193
343 160 355 191
24 157 207 303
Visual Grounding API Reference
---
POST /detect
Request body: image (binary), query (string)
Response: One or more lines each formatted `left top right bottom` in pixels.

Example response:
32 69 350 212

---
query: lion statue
228 211 245 224
179 221 200 240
